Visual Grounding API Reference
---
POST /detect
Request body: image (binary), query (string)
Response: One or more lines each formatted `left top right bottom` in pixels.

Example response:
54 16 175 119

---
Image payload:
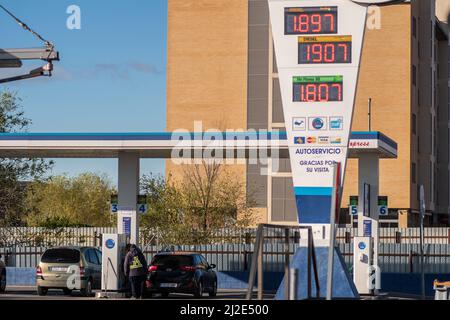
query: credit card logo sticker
294 137 306 144
329 117 344 130
330 137 342 144
292 117 306 131
309 117 327 131
307 137 317 144
318 136 330 144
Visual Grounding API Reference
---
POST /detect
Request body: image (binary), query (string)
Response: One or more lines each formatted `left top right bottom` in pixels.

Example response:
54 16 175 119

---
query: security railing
245 224 320 300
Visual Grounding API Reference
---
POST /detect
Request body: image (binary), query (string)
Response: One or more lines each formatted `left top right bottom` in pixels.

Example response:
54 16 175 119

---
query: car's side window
82 249 90 264
92 249 101 265
95 249 102 265
93 249 101 265
84 249 93 264
86 249 99 265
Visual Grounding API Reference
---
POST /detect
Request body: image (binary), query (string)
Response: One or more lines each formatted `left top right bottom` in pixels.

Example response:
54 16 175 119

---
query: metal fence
2 226 450 273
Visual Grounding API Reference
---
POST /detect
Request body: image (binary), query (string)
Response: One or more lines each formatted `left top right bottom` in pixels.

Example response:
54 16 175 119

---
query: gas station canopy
0 131 397 159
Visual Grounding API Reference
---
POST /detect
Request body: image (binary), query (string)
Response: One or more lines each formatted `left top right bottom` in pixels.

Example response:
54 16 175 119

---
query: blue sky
0 0 167 184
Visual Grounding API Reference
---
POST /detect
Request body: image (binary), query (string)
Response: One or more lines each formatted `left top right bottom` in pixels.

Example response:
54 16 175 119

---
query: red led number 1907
300 42 351 64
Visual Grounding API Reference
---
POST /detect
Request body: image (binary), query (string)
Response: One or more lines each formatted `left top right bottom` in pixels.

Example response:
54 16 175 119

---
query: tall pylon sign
268 0 369 229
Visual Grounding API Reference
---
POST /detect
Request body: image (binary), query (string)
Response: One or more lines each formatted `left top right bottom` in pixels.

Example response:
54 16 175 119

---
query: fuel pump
100 233 128 292
353 236 374 294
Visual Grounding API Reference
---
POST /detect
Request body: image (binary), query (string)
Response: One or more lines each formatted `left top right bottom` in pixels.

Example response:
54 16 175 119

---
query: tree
0 90 53 226
140 162 256 245
140 174 190 243
181 161 255 232
25 173 114 227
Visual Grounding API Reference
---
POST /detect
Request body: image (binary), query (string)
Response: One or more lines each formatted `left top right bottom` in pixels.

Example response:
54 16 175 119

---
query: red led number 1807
293 76 344 103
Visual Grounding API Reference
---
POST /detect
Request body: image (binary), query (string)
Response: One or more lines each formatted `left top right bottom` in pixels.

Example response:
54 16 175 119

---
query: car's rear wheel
194 280 203 298
80 279 93 297
161 292 170 298
37 286 48 296
63 288 72 295
0 270 6 293
209 280 217 297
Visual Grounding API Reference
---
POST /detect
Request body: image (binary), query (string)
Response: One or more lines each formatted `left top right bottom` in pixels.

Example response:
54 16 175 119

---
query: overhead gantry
0 5 59 84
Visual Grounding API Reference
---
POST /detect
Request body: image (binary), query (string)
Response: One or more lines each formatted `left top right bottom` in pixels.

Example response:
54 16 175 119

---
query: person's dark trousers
123 277 132 298
130 275 145 299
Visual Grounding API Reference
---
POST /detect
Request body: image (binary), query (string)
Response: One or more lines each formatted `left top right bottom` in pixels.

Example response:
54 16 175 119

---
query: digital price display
293 76 343 102
298 36 352 64
285 7 338 35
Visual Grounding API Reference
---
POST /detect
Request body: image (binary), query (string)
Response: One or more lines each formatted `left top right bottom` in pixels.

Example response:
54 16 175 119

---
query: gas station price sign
293 76 343 102
285 7 338 35
298 36 352 64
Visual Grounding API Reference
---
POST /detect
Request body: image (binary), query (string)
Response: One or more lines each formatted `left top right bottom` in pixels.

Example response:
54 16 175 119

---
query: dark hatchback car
145 253 217 298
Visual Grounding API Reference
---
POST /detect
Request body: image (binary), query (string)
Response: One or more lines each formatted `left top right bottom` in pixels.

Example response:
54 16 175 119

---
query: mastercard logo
307 137 316 144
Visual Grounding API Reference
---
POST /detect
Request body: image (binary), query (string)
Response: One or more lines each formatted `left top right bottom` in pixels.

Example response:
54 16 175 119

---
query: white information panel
268 0 368 225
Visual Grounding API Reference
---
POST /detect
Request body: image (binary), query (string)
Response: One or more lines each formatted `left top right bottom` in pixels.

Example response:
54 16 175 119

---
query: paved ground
0 286 423 300
0 286 275 300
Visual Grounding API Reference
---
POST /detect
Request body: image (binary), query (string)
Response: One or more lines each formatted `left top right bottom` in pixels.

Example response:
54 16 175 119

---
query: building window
433 115 436 157
412 162 416 184
430 162 434 203
412 113 417 135
412 65 417 86
431 115 434 155
431 21 434 59
431 68 434 106
412 16 417 38
418 135 420 154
